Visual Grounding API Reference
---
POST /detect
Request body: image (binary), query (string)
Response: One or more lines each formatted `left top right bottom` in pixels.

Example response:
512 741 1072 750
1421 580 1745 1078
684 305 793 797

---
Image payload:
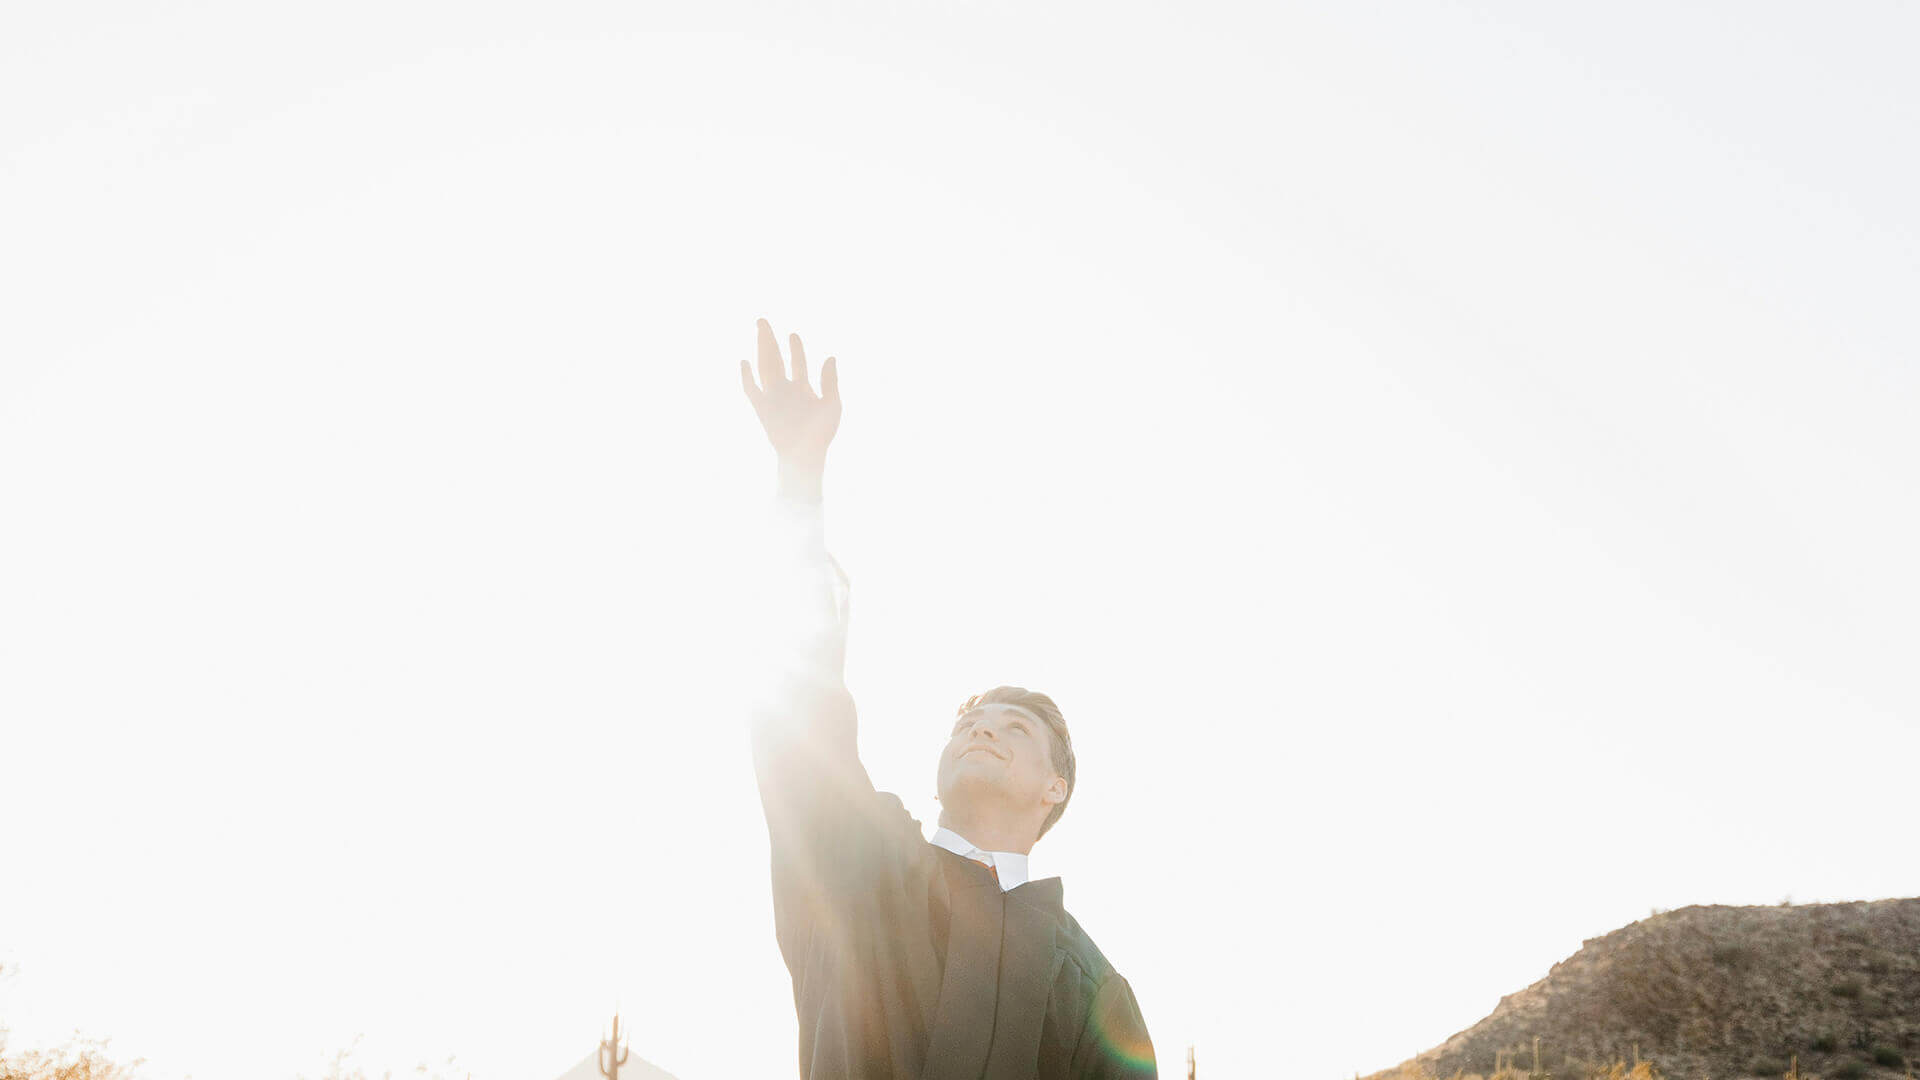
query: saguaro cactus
599 1013 630 1080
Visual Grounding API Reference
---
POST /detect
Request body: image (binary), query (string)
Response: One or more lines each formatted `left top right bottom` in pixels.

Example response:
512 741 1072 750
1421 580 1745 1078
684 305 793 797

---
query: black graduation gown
751 676 1157 1080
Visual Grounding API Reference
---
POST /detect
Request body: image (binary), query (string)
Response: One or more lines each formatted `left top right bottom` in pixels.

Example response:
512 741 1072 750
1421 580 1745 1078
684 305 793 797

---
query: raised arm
741 316 906 958
740 318 900 932
738 316 849 707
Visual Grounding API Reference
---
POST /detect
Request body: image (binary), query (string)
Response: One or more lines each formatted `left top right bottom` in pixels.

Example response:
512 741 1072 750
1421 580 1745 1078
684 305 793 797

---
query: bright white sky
3 3 1916 1079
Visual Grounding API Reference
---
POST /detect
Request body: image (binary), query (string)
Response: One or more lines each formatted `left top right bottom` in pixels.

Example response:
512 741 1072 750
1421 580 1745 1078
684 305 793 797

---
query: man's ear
1042 775 1068 806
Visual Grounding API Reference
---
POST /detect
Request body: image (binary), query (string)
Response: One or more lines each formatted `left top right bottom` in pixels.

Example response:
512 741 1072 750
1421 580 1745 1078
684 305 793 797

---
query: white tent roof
547 1044 679 1080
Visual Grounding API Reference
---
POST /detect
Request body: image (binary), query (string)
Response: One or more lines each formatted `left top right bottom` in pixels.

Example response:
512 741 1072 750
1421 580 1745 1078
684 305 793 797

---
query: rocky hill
1368 898 1920 1080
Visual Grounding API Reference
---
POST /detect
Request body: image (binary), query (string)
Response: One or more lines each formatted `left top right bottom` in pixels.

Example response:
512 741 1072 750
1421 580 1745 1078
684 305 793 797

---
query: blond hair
954 686 1076 839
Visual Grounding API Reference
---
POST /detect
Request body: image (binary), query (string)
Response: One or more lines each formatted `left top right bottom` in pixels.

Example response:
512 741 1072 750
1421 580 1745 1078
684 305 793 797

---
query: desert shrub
1812 1036 1840 1053
1871 1047 1904 1068
1750 1059 1788 1077
1714 944 1756 969
1535 1050 1576 1076
1549 1055 1602 1080
1600 1062 1662 1080
1831 1063 1866 1080
1830 980 1863 998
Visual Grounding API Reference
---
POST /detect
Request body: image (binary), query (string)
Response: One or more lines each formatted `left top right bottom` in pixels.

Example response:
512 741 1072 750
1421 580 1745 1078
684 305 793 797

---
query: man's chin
941 770 1014 805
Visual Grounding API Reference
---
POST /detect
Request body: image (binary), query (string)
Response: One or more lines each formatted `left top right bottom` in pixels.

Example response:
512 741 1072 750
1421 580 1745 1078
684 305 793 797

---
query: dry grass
0 1034 141 1080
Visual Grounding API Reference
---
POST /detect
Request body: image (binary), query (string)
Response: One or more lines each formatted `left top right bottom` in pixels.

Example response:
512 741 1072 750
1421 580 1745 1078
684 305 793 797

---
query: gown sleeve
1071 974 1158 1079
747 492 919 970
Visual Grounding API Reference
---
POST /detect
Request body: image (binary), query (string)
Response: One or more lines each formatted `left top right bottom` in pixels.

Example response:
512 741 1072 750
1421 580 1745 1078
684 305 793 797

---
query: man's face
935 703 1064 824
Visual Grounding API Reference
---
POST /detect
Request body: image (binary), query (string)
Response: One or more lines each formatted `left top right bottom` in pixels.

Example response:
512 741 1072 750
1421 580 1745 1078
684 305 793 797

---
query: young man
740 317 1156 1080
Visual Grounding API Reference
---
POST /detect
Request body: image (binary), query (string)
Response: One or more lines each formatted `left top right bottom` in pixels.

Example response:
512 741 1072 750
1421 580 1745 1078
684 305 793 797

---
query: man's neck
935 809 1037 855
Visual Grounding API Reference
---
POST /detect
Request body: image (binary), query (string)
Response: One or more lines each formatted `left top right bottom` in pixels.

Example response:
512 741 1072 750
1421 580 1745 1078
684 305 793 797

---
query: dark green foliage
1830 980 1864 998
1812 1036 1840 1053
1871 1047 1905 1067
1831 1063 1866 1080
1749 1058 1788 1077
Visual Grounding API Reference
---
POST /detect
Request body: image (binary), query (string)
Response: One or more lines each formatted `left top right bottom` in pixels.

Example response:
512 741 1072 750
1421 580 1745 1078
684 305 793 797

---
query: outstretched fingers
756 317 786 390
789 333 811 396
740 357 769 422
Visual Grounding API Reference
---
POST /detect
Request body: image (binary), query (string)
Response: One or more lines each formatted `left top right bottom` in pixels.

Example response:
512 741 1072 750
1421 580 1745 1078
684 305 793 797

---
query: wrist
777 456 825 504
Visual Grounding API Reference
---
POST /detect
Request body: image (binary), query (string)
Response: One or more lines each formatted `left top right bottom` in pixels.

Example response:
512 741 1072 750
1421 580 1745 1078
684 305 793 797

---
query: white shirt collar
929 826 1030 891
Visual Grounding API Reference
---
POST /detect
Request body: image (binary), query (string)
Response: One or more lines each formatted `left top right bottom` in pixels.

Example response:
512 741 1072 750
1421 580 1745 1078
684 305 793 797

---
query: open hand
742 317 841 470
